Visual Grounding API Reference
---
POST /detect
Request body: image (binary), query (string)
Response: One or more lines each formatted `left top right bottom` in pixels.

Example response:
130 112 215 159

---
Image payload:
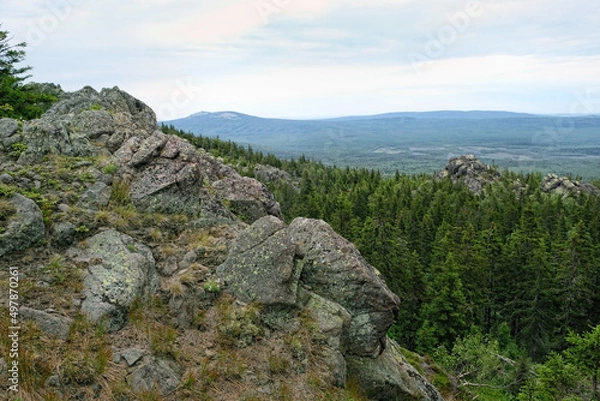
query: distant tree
0 26 56 119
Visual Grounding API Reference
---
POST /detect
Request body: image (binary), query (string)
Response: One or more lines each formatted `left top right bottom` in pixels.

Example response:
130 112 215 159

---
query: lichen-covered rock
79 181 111 209
288 217 400 358
346 338 444 401
212 176 283 223
129 358 181 396
51 221 77 247
0 193 45 257
71 110 116 139
435 154 500 194
43 86 158 134
302 291 351 387
78 230 157 332
217 216 300 306
17 118 98 164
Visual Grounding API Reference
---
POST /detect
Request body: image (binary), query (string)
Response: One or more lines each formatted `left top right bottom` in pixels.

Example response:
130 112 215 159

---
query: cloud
1 0 599 118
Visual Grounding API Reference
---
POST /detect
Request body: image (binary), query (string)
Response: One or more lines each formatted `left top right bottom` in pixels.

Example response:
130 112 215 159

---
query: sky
1 0 600 120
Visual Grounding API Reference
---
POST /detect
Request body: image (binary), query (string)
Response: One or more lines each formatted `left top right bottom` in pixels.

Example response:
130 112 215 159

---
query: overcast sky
2 0 600 119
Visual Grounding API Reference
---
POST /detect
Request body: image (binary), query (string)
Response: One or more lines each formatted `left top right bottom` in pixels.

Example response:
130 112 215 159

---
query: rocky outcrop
541 174 600 197
217 216 442 400
0 86 445 400
436 154 500 194
73 229 158 332
0 193 45 257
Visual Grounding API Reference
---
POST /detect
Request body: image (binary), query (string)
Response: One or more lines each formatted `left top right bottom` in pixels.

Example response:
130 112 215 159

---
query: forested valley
166 125 600 401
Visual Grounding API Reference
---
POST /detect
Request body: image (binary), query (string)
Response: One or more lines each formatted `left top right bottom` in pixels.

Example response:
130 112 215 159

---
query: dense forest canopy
165 125 600 401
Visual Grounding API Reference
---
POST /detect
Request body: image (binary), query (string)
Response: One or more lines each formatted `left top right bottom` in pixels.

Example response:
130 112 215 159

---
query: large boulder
212 175 283 223
347 338 444 401
0 193 45 257
217 216 300 306
288 218 400 358
17 118 98 164
77 230 158 332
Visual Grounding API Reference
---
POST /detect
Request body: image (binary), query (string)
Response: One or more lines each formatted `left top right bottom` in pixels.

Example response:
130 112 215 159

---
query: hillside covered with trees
166 125 600 401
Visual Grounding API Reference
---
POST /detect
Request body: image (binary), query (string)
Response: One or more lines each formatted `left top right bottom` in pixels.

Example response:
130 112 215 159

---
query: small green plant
126 243 137 252
77 171 96 183
75 225 89 234
204 280 221 294
10 142 27 158
0 183 17 198
89 104 103 111
102 163 118 175
42 255 66 284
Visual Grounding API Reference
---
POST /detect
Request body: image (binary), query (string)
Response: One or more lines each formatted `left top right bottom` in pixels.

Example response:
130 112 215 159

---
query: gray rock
51 221 77 247
79 181 111 208
0 194 46 257
19 307 73 340
71 110 116 139
346 338 444 401
17 118 97 164
159 256 179 277
57 203 71 213
0 173 13 184
79 230 157 332
128 131 168 167
45 375 61 388
179 250 197 270
121 348 145 367
0 118 19 139
130 358 180 396
435 155 500 195
541 174 600 197
288 218 400 358
212 176 283 223
254 164 293 184
303 292 351 387
128 158 204 216
218 216 300 306
43 86 157 134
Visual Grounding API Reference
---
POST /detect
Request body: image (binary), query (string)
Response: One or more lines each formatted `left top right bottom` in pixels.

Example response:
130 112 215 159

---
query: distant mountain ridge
164 110 600 178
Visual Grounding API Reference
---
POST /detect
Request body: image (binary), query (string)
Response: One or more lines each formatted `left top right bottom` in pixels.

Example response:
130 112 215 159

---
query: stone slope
0 86 443 400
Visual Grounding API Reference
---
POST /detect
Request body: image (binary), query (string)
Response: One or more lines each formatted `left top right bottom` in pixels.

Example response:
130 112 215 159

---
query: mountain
164 110 600 178
0 86 443 400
